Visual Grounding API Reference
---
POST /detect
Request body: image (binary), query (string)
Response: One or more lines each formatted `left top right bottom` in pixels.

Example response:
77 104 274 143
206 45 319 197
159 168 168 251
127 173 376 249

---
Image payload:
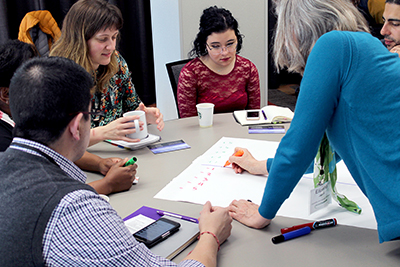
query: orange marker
223 150 244 167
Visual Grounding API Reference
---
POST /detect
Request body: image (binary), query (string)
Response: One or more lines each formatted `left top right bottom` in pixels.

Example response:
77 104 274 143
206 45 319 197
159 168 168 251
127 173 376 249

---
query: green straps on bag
313 133 362 214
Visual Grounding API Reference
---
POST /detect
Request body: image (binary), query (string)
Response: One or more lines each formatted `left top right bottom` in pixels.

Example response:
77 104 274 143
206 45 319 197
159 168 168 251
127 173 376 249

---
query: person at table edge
228 0 400 243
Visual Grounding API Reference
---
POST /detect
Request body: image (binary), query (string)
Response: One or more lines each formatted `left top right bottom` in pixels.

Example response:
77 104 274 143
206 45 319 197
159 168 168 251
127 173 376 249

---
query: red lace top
177 55 260 118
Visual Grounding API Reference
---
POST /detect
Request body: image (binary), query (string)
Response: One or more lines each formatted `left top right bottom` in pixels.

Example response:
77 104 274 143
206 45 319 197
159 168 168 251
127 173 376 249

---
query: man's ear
68 113 84 141
0 87 9 103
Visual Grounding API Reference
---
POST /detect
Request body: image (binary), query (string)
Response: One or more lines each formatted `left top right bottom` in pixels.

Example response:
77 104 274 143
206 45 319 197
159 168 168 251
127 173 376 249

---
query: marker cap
124 156 138 167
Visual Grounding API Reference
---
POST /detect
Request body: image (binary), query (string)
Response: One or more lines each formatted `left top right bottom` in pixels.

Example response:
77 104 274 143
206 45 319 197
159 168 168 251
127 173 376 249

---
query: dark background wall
267 0 301 90
0 0 156 105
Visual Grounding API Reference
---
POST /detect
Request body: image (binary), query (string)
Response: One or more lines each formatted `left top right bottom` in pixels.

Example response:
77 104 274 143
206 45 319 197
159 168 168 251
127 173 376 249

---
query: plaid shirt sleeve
42 190 204 267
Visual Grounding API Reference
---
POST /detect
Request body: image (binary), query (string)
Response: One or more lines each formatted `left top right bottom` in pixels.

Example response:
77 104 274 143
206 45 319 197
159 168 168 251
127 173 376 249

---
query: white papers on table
280 163 376 230
155 163 268 207
154 137 377 230
125 214 155 234
155 137 277 207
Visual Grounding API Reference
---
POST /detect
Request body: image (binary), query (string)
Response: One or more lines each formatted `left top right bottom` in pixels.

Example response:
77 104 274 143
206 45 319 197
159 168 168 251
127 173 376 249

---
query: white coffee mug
123 110 148 140
196 103 215 127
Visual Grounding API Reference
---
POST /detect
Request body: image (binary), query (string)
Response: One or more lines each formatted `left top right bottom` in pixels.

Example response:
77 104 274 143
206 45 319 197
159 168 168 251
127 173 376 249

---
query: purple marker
156 210 198 224
262 110 268 120
272 226 311 244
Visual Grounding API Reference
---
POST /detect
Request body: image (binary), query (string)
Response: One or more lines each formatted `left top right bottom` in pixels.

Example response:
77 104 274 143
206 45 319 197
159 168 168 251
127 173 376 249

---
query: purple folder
123 206 162 221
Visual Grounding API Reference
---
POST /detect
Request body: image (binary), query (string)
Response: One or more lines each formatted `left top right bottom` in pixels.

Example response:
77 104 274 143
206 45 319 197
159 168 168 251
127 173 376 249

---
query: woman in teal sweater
228 0 400 243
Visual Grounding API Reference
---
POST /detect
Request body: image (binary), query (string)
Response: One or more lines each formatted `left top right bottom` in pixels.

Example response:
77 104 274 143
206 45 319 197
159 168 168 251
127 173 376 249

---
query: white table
86 113 400 266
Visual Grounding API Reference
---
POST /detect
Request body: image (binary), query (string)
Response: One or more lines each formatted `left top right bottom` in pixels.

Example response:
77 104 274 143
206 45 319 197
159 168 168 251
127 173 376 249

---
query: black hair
0 40 37 88
189 6 244 58
9 56 93 145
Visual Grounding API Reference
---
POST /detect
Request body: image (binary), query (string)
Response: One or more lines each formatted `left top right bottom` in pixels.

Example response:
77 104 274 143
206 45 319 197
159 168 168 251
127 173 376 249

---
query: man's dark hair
386 0 400 4
0 40 37 88
9 56 93 145
189 6 244 58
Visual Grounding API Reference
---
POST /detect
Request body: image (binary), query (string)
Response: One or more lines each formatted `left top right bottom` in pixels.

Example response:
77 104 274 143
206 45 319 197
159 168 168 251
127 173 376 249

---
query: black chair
166 59 191 117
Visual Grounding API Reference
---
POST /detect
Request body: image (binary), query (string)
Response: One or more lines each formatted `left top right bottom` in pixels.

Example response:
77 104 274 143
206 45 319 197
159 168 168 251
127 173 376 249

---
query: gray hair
386 0 400 4
273 0 370 75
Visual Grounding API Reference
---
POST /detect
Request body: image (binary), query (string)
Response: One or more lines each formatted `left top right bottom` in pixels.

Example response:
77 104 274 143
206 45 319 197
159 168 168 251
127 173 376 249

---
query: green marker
124 156 137 167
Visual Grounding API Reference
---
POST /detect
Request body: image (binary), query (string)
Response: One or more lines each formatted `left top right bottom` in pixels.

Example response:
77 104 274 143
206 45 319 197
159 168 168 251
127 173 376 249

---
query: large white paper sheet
154 137 377 230
155 163 268 207
278 164 376 230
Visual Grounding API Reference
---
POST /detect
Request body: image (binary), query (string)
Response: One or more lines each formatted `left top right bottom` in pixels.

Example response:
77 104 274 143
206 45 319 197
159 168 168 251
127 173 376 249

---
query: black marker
280 218 337 234
272 226 311 244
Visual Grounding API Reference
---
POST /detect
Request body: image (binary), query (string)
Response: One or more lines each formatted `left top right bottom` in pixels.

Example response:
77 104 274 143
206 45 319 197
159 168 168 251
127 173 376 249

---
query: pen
262 110 267 120
156 210 199 223
280 218 337 234
272 226 311 244
223 150 244 167
124 156 138 167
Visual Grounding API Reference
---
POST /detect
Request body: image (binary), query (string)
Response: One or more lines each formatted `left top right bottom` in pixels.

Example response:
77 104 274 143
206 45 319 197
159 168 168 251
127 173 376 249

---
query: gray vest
0 146 96 266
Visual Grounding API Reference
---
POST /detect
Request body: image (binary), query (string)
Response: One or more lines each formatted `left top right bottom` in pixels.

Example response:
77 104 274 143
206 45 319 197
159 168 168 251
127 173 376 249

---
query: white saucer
106 134 161 150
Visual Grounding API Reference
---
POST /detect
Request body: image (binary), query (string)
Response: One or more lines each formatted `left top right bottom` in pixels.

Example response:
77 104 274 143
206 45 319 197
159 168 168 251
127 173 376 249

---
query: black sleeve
0 121 13 152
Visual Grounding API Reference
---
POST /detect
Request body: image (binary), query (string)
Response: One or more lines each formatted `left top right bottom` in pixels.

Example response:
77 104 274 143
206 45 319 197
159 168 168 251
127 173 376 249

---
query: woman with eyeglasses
50 0 164 145
177 6 260 118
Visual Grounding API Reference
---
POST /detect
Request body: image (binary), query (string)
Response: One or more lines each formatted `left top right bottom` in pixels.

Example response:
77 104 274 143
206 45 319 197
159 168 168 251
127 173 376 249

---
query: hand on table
228 147 268 175
89 158 137 195
198 201 232 245
138 102 164 131
183 201 232 266
228 199 271 229
98 157 122 175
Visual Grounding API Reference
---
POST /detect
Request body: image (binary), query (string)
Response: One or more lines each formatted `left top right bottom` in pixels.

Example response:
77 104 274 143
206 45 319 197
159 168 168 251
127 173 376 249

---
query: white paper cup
196 103 215 127
123 110 148 140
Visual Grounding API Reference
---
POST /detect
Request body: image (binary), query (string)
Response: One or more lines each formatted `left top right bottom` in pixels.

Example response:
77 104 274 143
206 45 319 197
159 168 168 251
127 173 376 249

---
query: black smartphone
133 217 181 248
246 110 260 120
248 125 285 134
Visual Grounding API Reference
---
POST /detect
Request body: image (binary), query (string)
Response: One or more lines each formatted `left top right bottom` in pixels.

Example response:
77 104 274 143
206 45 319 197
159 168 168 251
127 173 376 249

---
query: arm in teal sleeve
258 31 351 219
268 158 314 174
266 158 273 172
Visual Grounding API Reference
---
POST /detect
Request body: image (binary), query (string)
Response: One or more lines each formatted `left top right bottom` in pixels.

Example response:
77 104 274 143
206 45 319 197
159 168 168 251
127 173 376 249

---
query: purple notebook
123 206 162 221
124 206 199 224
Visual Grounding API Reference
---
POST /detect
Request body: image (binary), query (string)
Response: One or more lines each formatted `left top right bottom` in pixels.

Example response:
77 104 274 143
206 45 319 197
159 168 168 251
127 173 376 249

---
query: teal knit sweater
261 31 400 243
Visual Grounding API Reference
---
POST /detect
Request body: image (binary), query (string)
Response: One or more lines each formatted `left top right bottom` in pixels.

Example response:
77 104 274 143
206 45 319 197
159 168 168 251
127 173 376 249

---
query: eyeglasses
206 42 237 55
83 111 105 117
